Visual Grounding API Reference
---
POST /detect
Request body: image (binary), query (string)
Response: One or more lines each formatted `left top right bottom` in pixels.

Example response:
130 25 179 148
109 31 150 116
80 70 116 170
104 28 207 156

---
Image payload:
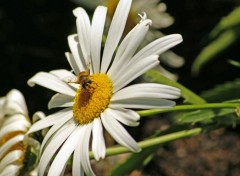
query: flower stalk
138 103 240 117
89 127 202 158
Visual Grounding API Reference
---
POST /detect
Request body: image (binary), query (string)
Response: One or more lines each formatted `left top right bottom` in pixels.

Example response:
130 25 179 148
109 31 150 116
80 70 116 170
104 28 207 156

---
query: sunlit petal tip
67 34 77 42
6 89 25 105
169 34 183 42
136 147 142 153
72 7 85 17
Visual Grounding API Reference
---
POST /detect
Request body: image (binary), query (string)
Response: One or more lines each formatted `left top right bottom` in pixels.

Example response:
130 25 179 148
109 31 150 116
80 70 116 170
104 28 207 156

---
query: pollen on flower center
73 73 113 125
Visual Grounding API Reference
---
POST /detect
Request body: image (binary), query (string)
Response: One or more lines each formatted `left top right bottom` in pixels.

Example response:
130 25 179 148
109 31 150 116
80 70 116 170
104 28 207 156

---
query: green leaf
145 69 206 104
192 27 240 75
228 59 240 68
192 7 240 75
110 146 158 176
209 7 240 39
18 147 38 176
175 108 235 125
201 79 240 102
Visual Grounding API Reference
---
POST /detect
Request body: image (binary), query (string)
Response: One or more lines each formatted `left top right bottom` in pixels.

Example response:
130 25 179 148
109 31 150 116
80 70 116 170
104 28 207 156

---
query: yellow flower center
73 73 113 124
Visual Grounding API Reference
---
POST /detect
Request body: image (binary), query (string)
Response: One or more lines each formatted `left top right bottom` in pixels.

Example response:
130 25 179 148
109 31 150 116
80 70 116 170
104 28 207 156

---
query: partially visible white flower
0 97 5 124
0 89 43 176
73 0 173 28
118 0 185 80
27 0 183 175
133 0 174 29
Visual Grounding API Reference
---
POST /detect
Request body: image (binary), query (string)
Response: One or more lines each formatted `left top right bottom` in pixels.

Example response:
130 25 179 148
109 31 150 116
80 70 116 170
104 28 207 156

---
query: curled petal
28 72 76 97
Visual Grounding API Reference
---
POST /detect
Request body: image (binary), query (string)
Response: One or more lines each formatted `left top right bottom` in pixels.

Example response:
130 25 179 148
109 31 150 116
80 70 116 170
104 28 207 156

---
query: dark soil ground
90 118 240 176
143 128 240 176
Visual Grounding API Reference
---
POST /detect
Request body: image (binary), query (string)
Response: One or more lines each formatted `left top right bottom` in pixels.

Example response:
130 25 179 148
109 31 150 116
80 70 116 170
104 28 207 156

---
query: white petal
107 18 143 64
0 150 23 171
40 118 74 153
91 6 107 74
67 35 86 73
113 55 159 92
92 118 106 160
3 100 26 116
6 89 28 115
101 109 140 152
0 97 5 118
159 50 185 68
29 167 39 176
38 122 76 176
32 111 46 123
0 164 21 176
108 19 152 81
73 127 85 176
72 133 84 176
27 108 72 135
60 165 67 176
112 83 181 100
158 65 178 81
0 135 24 159
107 106 140 127
65 52 80 75
101 0 132 73
73 7 91 64
2 113 28 127
50 69 76 81
48 93 74 109
28 72 76 97
111 98 176 109
0 118 30 140
79 124 95 176
130 34 183 65
48 126 82 176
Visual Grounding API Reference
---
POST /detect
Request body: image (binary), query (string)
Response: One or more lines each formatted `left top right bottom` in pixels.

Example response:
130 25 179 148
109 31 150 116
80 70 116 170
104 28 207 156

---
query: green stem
89 128 202 158
138 103 239 117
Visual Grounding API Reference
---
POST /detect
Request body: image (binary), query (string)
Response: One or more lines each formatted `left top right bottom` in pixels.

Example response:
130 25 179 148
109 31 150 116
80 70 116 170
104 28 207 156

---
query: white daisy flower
27 0 182 175
0 89 43 176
